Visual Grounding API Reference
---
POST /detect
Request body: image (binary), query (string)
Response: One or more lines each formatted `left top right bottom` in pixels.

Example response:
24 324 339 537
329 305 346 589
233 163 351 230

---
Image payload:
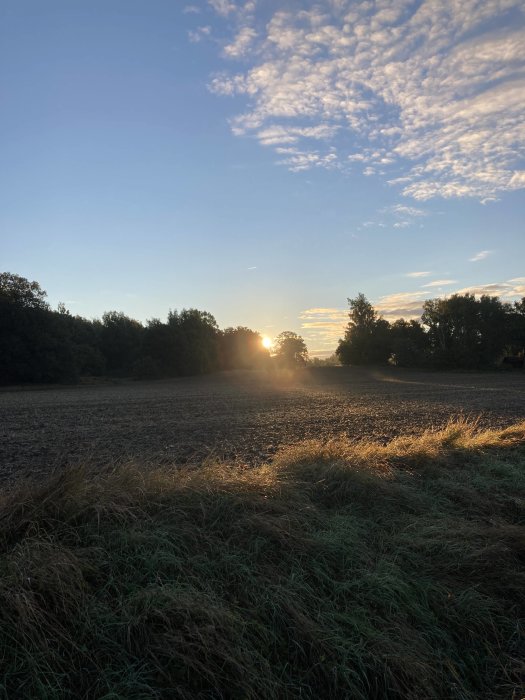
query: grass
0 419 523 699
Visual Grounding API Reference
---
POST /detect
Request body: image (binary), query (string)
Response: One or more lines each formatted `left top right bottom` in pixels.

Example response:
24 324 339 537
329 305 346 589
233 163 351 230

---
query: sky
1 0 524 355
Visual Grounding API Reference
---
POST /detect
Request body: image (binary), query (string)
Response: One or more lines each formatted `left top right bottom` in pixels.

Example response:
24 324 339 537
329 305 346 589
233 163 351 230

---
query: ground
1 366 524 480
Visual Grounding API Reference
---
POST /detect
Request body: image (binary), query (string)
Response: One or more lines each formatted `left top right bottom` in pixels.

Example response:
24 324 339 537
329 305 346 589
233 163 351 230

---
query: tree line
336 292 525 369
0 272 308 384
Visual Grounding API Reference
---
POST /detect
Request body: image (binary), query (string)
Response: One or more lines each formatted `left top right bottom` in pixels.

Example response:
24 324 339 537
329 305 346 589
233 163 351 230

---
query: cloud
406 271 432 278
208 0 525 200
422 279 458 287
224 27 257 58
188 25 212 43
208 0 236 16
454 281 524 297
299 307 348 349
469 250 492 262
300 307 347 321
390 204 426 218
375 291 427 321
183 5 201 14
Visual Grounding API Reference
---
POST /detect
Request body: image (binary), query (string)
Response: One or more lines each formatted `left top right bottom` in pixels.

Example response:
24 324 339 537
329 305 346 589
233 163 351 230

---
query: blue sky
1 0 524 354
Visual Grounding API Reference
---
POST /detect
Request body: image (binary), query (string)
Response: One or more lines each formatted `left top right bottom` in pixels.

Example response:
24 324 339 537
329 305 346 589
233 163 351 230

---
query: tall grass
0 419 524 698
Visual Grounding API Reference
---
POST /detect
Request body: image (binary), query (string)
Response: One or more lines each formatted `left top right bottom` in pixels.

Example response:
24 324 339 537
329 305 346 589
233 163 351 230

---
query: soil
1 367 524 481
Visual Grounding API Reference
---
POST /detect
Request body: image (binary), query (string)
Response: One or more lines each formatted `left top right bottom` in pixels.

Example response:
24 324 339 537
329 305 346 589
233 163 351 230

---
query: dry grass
0 420 524 698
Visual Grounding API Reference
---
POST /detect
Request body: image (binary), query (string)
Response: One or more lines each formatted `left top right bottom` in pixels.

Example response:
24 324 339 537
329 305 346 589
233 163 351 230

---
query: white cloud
256 124 338 146
469 250 492 262
454 281 521 297
208 0 525 199
183 5 201 14
188 26 212 43
406 271 432 278
224 27 257 58
299 307 348 349
422 279 458 287
375 291 427 321
208 0 236 16
390 204 426 218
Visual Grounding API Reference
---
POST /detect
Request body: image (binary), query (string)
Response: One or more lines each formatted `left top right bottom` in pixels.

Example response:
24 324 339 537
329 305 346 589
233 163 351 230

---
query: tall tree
390 319 428 367
167 309 219 376
273 331 308 367
336 293 391 365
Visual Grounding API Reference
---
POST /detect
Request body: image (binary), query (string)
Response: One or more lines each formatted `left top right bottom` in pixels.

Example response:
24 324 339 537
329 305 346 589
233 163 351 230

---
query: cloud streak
208 0 525 200
469 250 492 262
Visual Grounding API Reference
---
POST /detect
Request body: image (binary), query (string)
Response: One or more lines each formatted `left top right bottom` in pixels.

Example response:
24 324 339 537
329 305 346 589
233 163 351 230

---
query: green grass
0 419 524 699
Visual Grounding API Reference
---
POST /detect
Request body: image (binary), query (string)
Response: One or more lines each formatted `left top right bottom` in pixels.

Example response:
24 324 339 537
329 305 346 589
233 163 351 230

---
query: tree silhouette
0 272 48 309
273 331 308 367
220 327 270 370
336 293 391 365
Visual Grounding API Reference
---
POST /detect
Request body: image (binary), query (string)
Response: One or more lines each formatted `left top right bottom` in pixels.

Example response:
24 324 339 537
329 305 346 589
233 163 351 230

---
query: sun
262 336 272 349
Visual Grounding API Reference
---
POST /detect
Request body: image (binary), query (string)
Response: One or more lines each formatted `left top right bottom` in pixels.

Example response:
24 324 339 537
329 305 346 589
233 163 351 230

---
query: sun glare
262 336 272 349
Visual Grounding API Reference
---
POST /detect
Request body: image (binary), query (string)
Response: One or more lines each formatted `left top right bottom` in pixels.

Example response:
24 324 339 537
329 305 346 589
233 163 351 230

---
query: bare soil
1 367 524 481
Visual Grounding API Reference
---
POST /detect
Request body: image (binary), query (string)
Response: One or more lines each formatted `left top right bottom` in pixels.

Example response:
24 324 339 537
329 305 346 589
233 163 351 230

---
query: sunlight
262 336 272 349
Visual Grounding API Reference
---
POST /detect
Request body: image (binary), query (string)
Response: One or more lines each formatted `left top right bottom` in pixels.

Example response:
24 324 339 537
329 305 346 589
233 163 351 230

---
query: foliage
422 293 511 368
167 309 219 375
101 311 144 375
389 318 428 367
0 272 49 310
273 331 308 367
0 273 276 384
337 291 525 369
0 420 523 698
336 293 391 365
3 271 524 382
220 326 270 369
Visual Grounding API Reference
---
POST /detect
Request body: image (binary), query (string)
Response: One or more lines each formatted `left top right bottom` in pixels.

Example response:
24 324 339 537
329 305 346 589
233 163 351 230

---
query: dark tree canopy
273 331 308 367
336 293 391 365
336 291 524 369
0 272 277 385
421 293 511 368
220 327 270 370
1 271 524 384
0 272 48 309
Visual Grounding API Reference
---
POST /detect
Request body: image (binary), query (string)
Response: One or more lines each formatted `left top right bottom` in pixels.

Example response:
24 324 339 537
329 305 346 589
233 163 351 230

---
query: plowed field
1 367 523 480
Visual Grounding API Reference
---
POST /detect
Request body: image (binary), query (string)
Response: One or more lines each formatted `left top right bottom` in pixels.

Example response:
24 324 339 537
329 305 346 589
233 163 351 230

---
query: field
0 367 524 698
1 366 524 479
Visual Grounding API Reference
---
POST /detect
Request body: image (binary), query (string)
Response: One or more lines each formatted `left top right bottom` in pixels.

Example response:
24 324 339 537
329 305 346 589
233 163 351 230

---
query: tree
390 319 428 367
336 293 391 365
220 327 270 370
422 294 510 368
0 272 80 383
506 297 525 356
167 309 219 375
0 272 48 309
273 331 308 367
100 311 144 375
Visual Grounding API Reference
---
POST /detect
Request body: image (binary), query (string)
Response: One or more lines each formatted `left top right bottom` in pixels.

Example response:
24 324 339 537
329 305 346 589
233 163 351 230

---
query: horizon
2 0 524 355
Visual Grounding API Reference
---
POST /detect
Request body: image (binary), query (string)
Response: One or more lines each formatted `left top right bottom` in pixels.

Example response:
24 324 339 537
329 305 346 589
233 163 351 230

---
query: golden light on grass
262 336 272 349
